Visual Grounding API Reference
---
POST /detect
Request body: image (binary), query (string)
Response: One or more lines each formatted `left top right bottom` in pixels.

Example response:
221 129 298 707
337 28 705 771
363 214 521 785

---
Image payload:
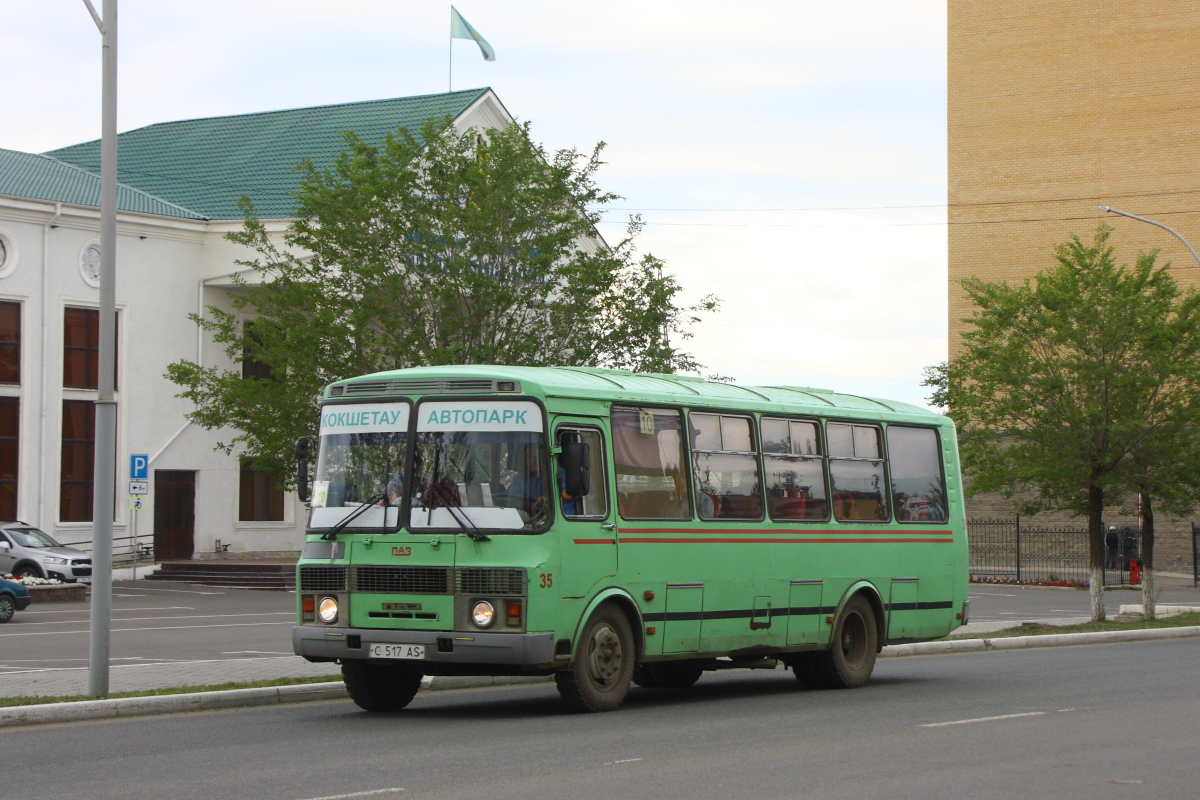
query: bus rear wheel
556 602 635 712
796 594 878 689
633 661 703 689
342 661 423 712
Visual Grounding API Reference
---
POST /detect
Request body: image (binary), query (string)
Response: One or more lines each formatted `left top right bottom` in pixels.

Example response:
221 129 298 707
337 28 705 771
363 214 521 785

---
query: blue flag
451 7 496 62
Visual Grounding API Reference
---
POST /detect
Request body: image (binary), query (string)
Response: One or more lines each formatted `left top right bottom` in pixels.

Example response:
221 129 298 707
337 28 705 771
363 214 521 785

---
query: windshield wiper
427 443 489 542
320 493 387 541
429 482 491 543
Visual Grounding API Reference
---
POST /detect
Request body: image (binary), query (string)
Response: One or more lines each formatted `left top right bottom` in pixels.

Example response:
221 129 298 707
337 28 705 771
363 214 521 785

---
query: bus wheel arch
556 597 638 712
570 588 644 665
837 581 886 652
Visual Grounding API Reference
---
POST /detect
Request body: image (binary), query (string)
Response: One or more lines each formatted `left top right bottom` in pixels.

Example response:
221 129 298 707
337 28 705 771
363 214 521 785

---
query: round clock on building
80 244 101 287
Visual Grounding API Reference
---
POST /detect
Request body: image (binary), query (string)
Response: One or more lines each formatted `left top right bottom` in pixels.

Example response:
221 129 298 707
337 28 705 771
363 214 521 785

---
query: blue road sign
130 454 149 481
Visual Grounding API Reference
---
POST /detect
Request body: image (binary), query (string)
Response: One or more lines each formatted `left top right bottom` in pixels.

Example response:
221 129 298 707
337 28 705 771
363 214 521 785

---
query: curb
881 624 1200 658
0 674 551 728
6 626 1200 727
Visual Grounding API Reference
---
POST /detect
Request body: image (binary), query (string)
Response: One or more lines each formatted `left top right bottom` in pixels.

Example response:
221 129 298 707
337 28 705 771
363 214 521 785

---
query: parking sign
130 454 149 480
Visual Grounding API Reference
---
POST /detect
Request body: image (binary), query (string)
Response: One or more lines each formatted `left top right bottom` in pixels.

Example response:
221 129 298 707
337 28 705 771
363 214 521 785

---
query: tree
941 225 1200 621
1116 358 1200 620
166 117 717 485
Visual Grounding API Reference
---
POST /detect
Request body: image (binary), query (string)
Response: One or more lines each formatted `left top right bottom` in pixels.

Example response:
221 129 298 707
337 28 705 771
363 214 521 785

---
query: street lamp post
1097 205 1200 268
82 0 118 698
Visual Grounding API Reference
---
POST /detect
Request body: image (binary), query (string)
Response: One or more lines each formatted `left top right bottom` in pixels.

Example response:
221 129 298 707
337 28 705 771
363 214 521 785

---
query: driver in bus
505 446 545 517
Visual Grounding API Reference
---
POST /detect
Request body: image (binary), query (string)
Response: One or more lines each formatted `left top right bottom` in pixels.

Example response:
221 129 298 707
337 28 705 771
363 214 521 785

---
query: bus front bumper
292 625 556 666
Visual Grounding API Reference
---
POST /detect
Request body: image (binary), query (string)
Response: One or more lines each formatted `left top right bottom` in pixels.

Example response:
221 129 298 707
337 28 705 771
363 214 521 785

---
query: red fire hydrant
1129 559 1142 585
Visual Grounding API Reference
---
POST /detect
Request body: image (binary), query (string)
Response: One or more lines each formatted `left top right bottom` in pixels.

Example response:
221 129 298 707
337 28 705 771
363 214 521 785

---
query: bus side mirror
295 436 311 503
562 441 590 498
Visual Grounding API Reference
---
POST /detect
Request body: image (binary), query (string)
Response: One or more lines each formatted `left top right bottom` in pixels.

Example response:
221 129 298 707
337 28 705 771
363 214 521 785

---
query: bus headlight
318 596 339 624
471 600 495 628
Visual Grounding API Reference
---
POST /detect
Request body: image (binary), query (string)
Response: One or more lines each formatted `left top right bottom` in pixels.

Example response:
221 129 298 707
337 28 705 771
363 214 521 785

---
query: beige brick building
949 2 1200 570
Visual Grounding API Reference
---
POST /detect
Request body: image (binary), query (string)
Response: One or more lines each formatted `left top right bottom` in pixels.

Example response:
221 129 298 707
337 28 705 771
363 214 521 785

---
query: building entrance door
154 470 195 560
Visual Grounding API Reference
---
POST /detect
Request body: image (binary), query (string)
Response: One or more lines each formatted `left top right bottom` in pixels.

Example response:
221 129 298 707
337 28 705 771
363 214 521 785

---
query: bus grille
353 566 452 594
299 566 347 592
456 567 527 596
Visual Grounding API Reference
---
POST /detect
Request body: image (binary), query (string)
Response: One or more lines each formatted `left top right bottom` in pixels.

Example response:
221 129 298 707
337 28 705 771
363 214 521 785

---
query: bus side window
612 407 691 520
886 425 948 523
689 413 763 521
558 428 608 519
762 417 828 521
828 423 889 522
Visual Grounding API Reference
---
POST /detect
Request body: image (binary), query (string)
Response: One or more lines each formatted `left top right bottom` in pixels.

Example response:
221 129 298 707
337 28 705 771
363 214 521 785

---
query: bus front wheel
342 661 423 712
556 602 635 712
797 594 878 689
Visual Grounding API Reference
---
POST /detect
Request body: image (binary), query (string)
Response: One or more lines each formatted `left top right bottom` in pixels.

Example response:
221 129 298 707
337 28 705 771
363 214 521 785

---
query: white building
0 88 512 562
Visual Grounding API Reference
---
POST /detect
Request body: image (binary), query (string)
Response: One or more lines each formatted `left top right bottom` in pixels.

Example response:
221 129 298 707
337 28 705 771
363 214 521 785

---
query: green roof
329 365 942 421
44 88 492 221
0 148 207 219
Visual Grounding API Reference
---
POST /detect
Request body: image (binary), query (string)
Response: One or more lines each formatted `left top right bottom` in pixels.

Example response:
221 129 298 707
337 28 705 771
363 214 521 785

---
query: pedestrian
1105 526 1119 570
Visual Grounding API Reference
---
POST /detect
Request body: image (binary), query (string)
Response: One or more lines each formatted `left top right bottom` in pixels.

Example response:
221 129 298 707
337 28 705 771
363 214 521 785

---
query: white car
0 522 92 583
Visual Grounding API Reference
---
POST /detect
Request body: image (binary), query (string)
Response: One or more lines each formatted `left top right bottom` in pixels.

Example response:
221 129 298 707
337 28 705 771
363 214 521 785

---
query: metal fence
968 517 1142 586
60 531 155 565
1193 523 1199 587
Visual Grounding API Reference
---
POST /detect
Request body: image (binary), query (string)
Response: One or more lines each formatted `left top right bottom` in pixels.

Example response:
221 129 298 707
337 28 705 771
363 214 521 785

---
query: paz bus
291 365 969 712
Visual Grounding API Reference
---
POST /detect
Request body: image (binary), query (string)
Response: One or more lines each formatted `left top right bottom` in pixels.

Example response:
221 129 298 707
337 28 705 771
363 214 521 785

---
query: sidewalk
2 655 342 699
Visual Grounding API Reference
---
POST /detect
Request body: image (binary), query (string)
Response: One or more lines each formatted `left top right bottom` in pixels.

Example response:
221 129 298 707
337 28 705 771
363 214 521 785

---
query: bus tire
633 661 703 689
342 661 423 712
631 664 662 688
811 594 878 689
556 602 635 712
788 653 824 689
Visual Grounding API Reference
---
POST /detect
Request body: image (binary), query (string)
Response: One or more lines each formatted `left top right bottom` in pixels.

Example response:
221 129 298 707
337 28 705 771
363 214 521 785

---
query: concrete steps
143 561 296 591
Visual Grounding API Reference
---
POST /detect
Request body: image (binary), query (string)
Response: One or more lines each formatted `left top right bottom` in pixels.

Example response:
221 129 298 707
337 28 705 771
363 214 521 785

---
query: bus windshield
309 402 410 531
410 400 546 532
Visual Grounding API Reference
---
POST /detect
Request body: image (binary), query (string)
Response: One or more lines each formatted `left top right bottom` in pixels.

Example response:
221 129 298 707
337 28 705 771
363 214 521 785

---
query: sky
0 1 947 408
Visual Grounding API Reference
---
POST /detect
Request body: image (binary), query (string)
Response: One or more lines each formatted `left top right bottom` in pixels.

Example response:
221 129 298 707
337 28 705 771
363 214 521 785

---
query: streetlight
1096 205 1200 268
81 0 118 698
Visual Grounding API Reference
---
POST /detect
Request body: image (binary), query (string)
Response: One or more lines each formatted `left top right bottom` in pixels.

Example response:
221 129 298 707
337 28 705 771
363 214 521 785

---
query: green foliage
946 225 1200 517
940 225 1200 619
166 117 717 484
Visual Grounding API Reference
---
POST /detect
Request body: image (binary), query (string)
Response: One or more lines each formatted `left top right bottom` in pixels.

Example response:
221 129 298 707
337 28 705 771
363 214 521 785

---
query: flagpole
448 12 453 92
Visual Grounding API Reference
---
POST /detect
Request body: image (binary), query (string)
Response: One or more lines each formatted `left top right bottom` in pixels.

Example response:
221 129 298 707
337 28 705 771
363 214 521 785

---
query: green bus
292 365 969 712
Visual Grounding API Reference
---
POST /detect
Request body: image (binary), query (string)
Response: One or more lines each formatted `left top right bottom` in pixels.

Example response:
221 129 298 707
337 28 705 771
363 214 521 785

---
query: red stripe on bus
618 537 953 545
572 539 616 545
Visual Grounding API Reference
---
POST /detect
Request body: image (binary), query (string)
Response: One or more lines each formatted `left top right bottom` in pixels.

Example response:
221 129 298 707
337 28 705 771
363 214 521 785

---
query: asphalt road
8 638 1197 800
1 581 297 674
5 576 1198 692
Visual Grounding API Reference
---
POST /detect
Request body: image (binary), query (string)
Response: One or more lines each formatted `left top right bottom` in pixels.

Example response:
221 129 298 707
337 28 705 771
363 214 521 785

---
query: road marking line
10 611 292 627
603 758 643 766
0 621 294 638
920 711 1046 727
0 654 318 675
108 586 225 595
296 789 404 800
19 606 194 615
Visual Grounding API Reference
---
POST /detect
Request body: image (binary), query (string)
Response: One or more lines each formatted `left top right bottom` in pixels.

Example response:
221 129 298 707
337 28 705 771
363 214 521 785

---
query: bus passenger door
555 421 617 599
785 580 824 646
